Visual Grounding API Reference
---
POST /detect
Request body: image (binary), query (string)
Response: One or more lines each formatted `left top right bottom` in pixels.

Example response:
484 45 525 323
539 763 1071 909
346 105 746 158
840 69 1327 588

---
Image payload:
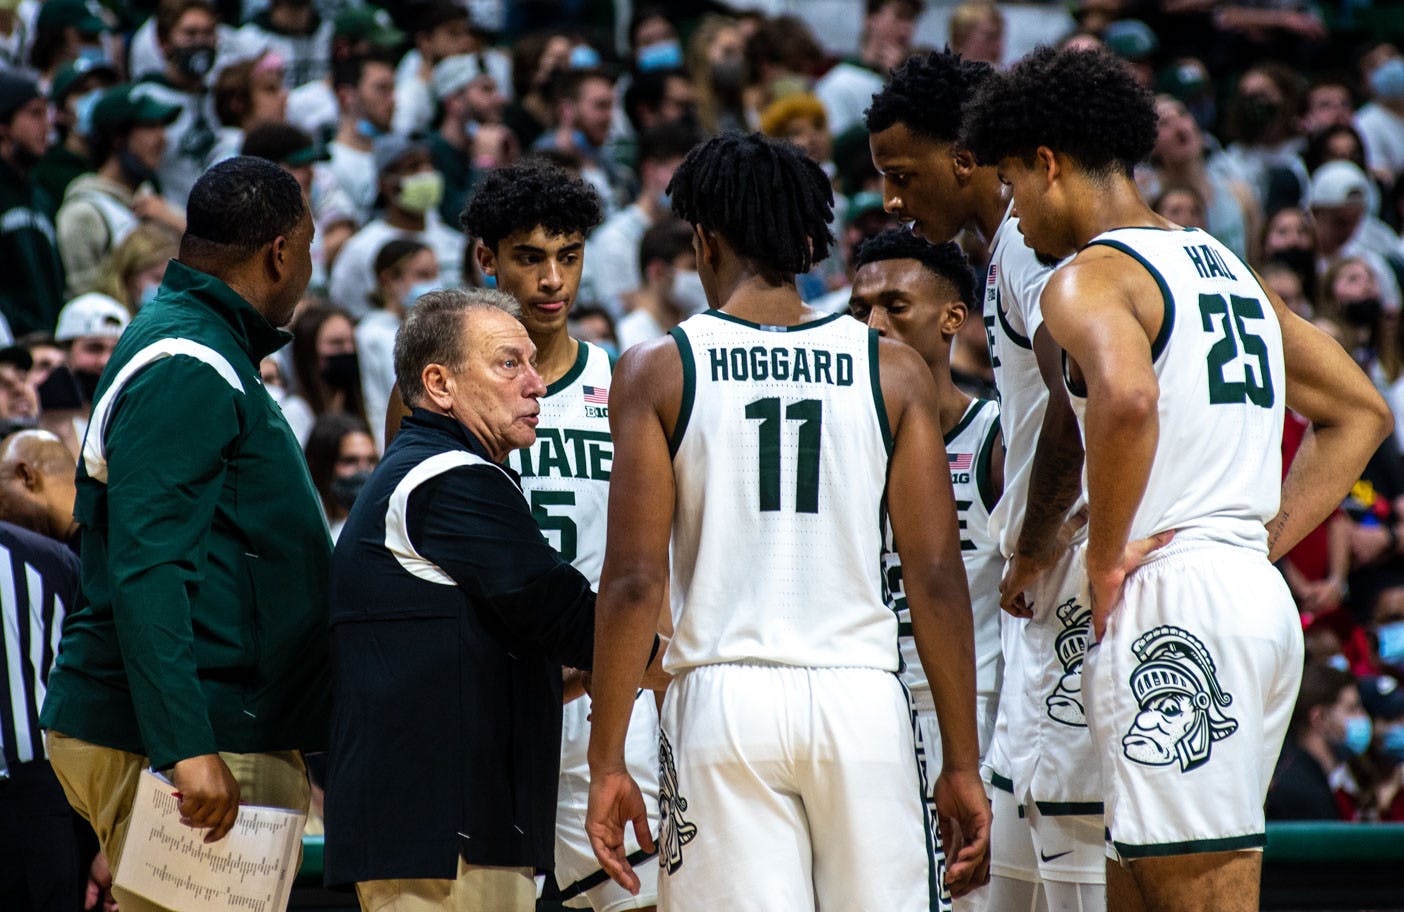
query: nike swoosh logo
1040 850 1073 862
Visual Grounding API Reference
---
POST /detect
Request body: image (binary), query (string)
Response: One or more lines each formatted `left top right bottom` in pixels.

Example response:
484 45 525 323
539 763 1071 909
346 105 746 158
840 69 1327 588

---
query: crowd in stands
4 0 1404 879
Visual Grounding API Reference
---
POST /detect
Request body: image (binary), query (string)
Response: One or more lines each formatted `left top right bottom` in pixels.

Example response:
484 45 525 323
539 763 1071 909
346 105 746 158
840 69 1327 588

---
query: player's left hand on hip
1089 529 1176 639
586 768 653 894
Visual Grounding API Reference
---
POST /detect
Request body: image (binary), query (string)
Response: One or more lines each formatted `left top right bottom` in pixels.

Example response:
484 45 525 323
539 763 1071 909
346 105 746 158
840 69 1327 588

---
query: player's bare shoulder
875 333 939 432
612 332 687 427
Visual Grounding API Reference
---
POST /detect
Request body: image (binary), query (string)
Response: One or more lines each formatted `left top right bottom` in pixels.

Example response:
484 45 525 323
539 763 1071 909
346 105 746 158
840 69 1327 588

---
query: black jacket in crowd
324 408 597 886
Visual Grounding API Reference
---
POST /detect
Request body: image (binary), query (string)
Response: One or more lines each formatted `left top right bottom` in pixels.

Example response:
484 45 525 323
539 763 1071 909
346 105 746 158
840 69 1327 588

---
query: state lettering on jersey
706 345 854 386
515 427 613 481
1183 243 1239 281
983 264 1001 371
1122 625 1237 772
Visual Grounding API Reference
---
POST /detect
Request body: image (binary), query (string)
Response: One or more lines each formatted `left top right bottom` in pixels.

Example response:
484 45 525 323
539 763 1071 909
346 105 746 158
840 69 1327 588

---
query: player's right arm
586 335 680 893
882 337 990 896
1259 275 1391 560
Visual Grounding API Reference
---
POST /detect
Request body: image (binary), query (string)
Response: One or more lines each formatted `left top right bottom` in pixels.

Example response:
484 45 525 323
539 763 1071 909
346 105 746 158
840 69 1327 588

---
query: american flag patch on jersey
583 385 609 404
948 452 973 471
987 264 997 285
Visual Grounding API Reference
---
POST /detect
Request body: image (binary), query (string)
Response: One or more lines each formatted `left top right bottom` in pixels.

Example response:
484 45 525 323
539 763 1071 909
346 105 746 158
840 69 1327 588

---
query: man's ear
694 224 719 270
15 462 40 491
1036 146 1060 186
943 300 969 337
952 147 978 183
421 363 454 410
269 234 289 281
475 239 498 278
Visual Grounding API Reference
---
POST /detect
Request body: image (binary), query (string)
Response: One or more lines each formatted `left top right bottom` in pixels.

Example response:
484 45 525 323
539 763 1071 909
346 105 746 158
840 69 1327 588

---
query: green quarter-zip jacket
41 259 333 770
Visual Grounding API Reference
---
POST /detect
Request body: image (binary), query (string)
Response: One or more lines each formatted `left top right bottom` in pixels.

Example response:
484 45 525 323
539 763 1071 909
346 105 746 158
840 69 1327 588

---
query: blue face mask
1378 620 1404 666
403 279 440 310
1339 714 1374 757
72 88 104 138
355 118 384 140
482 273 497 289
1372 58 1404 101
636 39 684 72
1382 725 1404 763
569 45 602 69
1326 653 1351 672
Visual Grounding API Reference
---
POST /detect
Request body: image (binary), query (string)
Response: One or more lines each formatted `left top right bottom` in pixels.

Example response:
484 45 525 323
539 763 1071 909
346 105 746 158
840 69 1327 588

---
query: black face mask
1235 94 1282 142
1269 247 1315 282
36 365 83 410
73 369 102 404
118 149 158 186
320 351 360 392
709 58 744 95
171 43 216 81
1341 297 1384 327
330 469 372 511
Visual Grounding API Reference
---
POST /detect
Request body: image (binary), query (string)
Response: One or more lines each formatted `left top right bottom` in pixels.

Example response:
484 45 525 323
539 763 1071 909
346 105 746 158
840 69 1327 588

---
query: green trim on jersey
668 326 696 457
975 408 1000 513
702 309 846 332
546 339 590 397
943 398 987 445
989 771 1016 794
606 347 619 371
995 297 1033 350
1034 799 1104 816
868 329 894 456
1113 832 1265 859
1084 238 1176 362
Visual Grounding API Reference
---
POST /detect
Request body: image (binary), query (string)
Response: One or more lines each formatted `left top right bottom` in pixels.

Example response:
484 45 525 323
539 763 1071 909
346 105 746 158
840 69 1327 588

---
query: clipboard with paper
115 769 306 912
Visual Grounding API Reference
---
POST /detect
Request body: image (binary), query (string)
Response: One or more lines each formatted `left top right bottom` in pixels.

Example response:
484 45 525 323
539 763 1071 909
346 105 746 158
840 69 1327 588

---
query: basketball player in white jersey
848 229 1004 912
964 47 1392 912
460 160 664 912
585 132 991 911
868 51 1098 911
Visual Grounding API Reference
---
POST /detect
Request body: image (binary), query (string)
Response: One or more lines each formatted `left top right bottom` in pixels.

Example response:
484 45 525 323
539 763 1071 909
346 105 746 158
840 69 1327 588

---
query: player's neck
1068 175 1166 248
715 273 811 325
930 355 972 437
532 330 579 386
972 177 1008 244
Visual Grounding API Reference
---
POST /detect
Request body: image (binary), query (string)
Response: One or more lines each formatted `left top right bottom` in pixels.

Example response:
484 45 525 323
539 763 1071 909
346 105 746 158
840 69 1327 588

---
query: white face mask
669 269 710 315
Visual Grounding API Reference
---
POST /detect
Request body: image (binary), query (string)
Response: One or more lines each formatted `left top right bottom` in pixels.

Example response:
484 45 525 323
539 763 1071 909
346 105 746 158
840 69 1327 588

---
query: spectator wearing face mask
428 52 513 228
303 412 377 541
55 85 183 297
1310 161 1403 311
133 0 222 209
391 0 479 137
285 6 404 142
28 0 114 90
0 71 61 339
578 120 700 318
503 30 573 152
33 56 119 212
52 292 127 405
1360 674 1404 820
359 238 437 449
1221 63 1311 214
230 0 334 92
94 221 179 313
328 52 397 224
1356 55 1404 185
1267 665 1373 820
328 135 462 321
615 218 704 352
290 305 365 426
534 66 629 215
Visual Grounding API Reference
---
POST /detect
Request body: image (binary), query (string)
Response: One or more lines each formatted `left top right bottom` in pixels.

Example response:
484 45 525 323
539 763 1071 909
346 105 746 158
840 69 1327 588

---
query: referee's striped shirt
0 520 79 773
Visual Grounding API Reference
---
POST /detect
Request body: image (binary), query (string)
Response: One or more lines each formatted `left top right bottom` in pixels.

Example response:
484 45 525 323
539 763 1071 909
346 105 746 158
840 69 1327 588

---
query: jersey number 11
745 397 823 514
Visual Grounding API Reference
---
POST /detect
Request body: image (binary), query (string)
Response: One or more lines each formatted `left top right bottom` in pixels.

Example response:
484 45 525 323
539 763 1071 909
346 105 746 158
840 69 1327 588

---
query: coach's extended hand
935 767 991 897
586 767 655 894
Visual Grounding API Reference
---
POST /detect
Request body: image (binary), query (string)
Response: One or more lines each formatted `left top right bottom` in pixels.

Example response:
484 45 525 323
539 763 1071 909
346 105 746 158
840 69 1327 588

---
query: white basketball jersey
508 340 614 587
984 208 1086 558
667 310 894 672
885 397 1004 709
1068 227 1285 551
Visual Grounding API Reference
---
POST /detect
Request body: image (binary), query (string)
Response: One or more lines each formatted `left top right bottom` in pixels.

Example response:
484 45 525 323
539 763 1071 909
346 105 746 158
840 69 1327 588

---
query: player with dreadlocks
585 131 990 911
963 46 1389 912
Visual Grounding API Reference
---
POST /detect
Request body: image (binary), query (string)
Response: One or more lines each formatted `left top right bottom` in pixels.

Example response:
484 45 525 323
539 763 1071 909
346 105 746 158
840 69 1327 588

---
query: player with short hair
867 49 1100 910
460 160 663 912
962 46 1391 912
585 132 991 912
849 229 1003 912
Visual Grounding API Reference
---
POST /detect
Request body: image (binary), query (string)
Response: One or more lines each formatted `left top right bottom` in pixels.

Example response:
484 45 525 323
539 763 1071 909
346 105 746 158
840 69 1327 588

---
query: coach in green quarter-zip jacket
40 157 328 912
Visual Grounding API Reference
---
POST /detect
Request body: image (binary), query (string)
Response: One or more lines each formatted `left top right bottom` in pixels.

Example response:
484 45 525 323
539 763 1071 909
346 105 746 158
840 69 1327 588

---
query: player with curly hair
964 45 1391 912
586 131 990 911
868 49 1100 911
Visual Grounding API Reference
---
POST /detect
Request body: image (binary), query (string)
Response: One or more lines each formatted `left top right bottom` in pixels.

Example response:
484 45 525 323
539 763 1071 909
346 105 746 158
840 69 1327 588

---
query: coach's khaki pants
44 731 310 912
355 855 536 912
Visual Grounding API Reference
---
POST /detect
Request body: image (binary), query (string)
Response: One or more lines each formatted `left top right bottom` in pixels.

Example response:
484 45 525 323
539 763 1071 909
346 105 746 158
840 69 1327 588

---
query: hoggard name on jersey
707 345 855 386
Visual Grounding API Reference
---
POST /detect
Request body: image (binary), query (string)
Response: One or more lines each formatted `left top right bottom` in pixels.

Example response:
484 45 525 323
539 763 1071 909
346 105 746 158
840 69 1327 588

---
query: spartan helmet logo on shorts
657 729 697 875
1123 625 1238 772
1046 597 1091 727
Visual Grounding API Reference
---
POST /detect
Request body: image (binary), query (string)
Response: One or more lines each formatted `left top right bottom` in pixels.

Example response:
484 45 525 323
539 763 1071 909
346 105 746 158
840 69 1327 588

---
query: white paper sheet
115 768 306 912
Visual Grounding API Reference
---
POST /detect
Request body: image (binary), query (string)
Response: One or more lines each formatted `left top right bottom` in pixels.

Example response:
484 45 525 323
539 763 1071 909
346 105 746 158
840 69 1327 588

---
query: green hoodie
41 260 332 770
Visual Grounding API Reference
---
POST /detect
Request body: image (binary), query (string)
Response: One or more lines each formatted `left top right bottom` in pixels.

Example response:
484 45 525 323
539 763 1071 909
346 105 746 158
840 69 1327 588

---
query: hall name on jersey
707 345 855 386
1184 243 1238 281
516 428 613 480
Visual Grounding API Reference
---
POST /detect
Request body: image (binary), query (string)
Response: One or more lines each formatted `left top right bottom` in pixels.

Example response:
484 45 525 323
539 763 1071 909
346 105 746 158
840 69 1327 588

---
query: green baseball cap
333 6 405 47
90 85 182 135
36 0 111 37
845 191 887 228
50 56 119 103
